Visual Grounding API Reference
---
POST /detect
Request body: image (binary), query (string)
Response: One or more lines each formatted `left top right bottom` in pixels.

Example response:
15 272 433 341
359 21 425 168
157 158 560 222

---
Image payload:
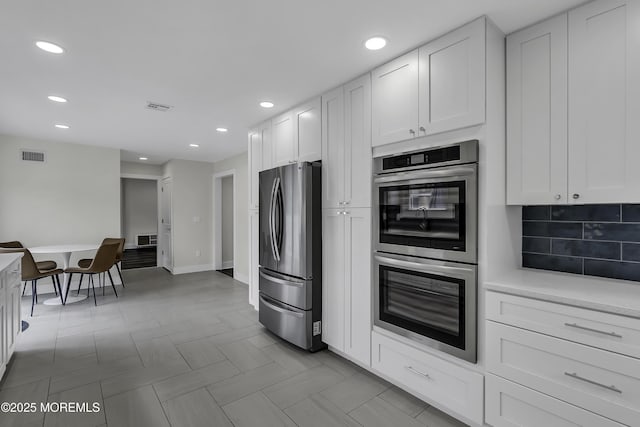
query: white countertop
484 268 640 319
0 252 23 272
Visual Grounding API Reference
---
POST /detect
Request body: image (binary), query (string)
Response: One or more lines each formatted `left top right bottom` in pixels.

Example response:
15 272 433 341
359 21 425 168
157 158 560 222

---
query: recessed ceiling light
36 41 65 54
259 101 274 108
48 95 67 103
189 143 200 148
365 36 387 50
216 127 228 133
139 157 148 161
54 124 69 129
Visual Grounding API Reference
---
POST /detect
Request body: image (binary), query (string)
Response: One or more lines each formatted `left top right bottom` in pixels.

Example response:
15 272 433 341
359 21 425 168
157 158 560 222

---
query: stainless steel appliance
373 140 478 363
258 162 324 351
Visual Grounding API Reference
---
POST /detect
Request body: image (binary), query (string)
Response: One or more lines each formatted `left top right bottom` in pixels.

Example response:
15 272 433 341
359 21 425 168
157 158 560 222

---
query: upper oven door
374 163 477 263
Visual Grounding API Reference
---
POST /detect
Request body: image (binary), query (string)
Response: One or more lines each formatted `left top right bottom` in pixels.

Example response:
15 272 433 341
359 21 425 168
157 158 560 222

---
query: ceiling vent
146 102 172 112
20 150 46 163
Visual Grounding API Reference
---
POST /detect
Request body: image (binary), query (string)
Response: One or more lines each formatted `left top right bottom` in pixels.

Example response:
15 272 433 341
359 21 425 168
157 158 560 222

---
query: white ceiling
0 0 587 165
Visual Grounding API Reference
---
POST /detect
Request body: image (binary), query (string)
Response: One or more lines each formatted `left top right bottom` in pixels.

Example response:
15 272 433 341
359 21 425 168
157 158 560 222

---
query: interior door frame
212 169 237 272
120 172 163 269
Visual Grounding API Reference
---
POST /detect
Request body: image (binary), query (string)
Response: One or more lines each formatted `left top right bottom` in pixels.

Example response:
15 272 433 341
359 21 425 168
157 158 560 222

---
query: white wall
221 175 234 267
0 134 120 266
212 151 248 283
162 159 214 273
121 178 158 249
121 161 163 176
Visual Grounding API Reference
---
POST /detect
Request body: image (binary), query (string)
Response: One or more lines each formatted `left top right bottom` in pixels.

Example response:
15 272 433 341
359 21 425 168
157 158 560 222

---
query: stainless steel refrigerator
258 161 324 351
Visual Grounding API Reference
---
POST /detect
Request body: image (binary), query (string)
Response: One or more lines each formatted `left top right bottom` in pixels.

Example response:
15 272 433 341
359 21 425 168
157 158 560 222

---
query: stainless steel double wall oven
373 140 478 362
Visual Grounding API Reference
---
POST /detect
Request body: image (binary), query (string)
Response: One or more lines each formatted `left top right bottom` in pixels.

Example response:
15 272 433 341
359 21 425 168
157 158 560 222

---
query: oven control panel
375 139 478 174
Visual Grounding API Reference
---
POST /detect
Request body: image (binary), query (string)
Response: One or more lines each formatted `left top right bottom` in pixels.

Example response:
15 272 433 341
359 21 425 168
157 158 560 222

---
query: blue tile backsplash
522 204 640 282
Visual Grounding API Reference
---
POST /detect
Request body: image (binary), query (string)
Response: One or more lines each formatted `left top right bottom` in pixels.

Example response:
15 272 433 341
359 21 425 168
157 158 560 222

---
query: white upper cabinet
372 50 419 146
568 0 640 204
322 75 372 209
295 97 322 162
321 87 345 209
418 17 485 135
507 0 640 205
260 121 273 172
248 127 263 210
506 14 568 205
372 18 486 147
272 111 295 167
344 75 372 208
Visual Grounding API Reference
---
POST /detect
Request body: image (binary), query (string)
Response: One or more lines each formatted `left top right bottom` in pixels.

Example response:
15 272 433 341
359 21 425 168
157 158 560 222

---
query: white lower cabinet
486 290 640 427
486 374 624 427
371 331 484 425
248 209 259 309
0 257 21 380
322 208 371 366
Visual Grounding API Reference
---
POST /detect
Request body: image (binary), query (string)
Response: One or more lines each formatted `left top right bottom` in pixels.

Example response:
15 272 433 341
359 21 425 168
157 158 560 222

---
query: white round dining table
29 244 99 305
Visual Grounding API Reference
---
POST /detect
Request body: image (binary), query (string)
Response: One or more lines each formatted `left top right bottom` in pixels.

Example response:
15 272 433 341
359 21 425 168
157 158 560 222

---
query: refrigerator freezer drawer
259 267 313 310
259 293 313 349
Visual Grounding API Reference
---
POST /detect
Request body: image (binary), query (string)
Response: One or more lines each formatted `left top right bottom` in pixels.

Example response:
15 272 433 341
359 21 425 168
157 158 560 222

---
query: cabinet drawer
486 374 624 427
371 331 483 424
486 322 640 426
486 291 640 358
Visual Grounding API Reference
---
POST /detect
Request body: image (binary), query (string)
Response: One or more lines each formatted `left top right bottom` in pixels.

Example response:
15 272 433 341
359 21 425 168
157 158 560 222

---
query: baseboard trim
172 264 214 275
221 260 234 269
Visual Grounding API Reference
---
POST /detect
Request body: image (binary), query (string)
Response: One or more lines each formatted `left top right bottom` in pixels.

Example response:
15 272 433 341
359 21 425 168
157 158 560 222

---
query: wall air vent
20 150 46 163
146 102 172 112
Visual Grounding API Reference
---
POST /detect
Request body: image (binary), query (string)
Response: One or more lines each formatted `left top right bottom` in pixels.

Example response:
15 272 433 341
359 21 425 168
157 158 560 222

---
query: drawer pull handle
405 366 431 380
564 372 622 394
564 322 622 338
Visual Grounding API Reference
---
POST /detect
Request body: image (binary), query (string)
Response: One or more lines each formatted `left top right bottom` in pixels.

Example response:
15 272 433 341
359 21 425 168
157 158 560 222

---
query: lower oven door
373 252 477 363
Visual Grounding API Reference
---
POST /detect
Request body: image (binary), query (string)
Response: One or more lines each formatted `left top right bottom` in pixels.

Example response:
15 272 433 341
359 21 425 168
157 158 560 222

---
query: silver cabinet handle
343 201 350 205
419 126 426 133
572 193 580 199
564 372 622 394
564 323 622 338
554 194 562 200
409 129 415 136
405 366 431 380
343 211 350 215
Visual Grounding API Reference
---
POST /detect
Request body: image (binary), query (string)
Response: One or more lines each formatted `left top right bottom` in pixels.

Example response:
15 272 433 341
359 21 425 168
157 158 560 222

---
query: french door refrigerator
258 161 324 351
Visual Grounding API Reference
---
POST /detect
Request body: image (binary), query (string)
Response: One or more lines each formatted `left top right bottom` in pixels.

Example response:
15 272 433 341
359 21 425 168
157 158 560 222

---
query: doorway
120 177 159 269
213 170 236 278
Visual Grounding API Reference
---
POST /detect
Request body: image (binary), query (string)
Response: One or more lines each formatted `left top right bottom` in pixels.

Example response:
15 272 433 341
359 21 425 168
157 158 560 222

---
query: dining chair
76 237 125 294
0 241 59 297
0 248 63 316
65 242 119 306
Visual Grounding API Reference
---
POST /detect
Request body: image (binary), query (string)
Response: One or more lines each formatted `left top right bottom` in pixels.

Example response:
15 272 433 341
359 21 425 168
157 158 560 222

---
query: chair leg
90 275 97 306
64 273 73 305
76 274 84 295
55 275 64 304
102 272 105 297
107 271 118 298
35 279 38 304
30 280 36 316
116 263 125 287
22 281 27 296
51 275 58 295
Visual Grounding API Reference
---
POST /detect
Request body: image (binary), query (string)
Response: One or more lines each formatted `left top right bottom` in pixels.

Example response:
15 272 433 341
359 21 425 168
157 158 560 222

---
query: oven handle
374 166 476 184
374 254 474 276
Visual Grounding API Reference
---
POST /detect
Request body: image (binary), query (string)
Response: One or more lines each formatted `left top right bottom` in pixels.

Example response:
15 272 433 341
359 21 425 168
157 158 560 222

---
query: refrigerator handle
269 176 280 261
275 177 283 259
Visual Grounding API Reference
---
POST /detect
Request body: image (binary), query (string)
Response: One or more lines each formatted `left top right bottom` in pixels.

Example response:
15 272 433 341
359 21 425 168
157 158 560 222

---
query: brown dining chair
76 237 125 294
0 241 59 297
65 242 119 306
0 248 63 316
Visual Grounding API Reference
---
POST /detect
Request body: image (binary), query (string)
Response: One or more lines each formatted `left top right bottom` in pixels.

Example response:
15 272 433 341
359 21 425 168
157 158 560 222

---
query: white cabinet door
295 98 322 162
568 0 640 203
507 14 568 205
272 111 295 167
419 17 485 136
6 283 20 358
344 75 372 208
248 129 263 210
372 50 419 146
0 271 6 380
344 208 371 366
260 121 273 172
249 210 260 309
321 87 345 209
322 209 345 351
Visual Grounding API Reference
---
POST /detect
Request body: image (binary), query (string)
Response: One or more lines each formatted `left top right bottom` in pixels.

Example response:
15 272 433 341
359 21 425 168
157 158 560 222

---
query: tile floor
0 268 468 427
